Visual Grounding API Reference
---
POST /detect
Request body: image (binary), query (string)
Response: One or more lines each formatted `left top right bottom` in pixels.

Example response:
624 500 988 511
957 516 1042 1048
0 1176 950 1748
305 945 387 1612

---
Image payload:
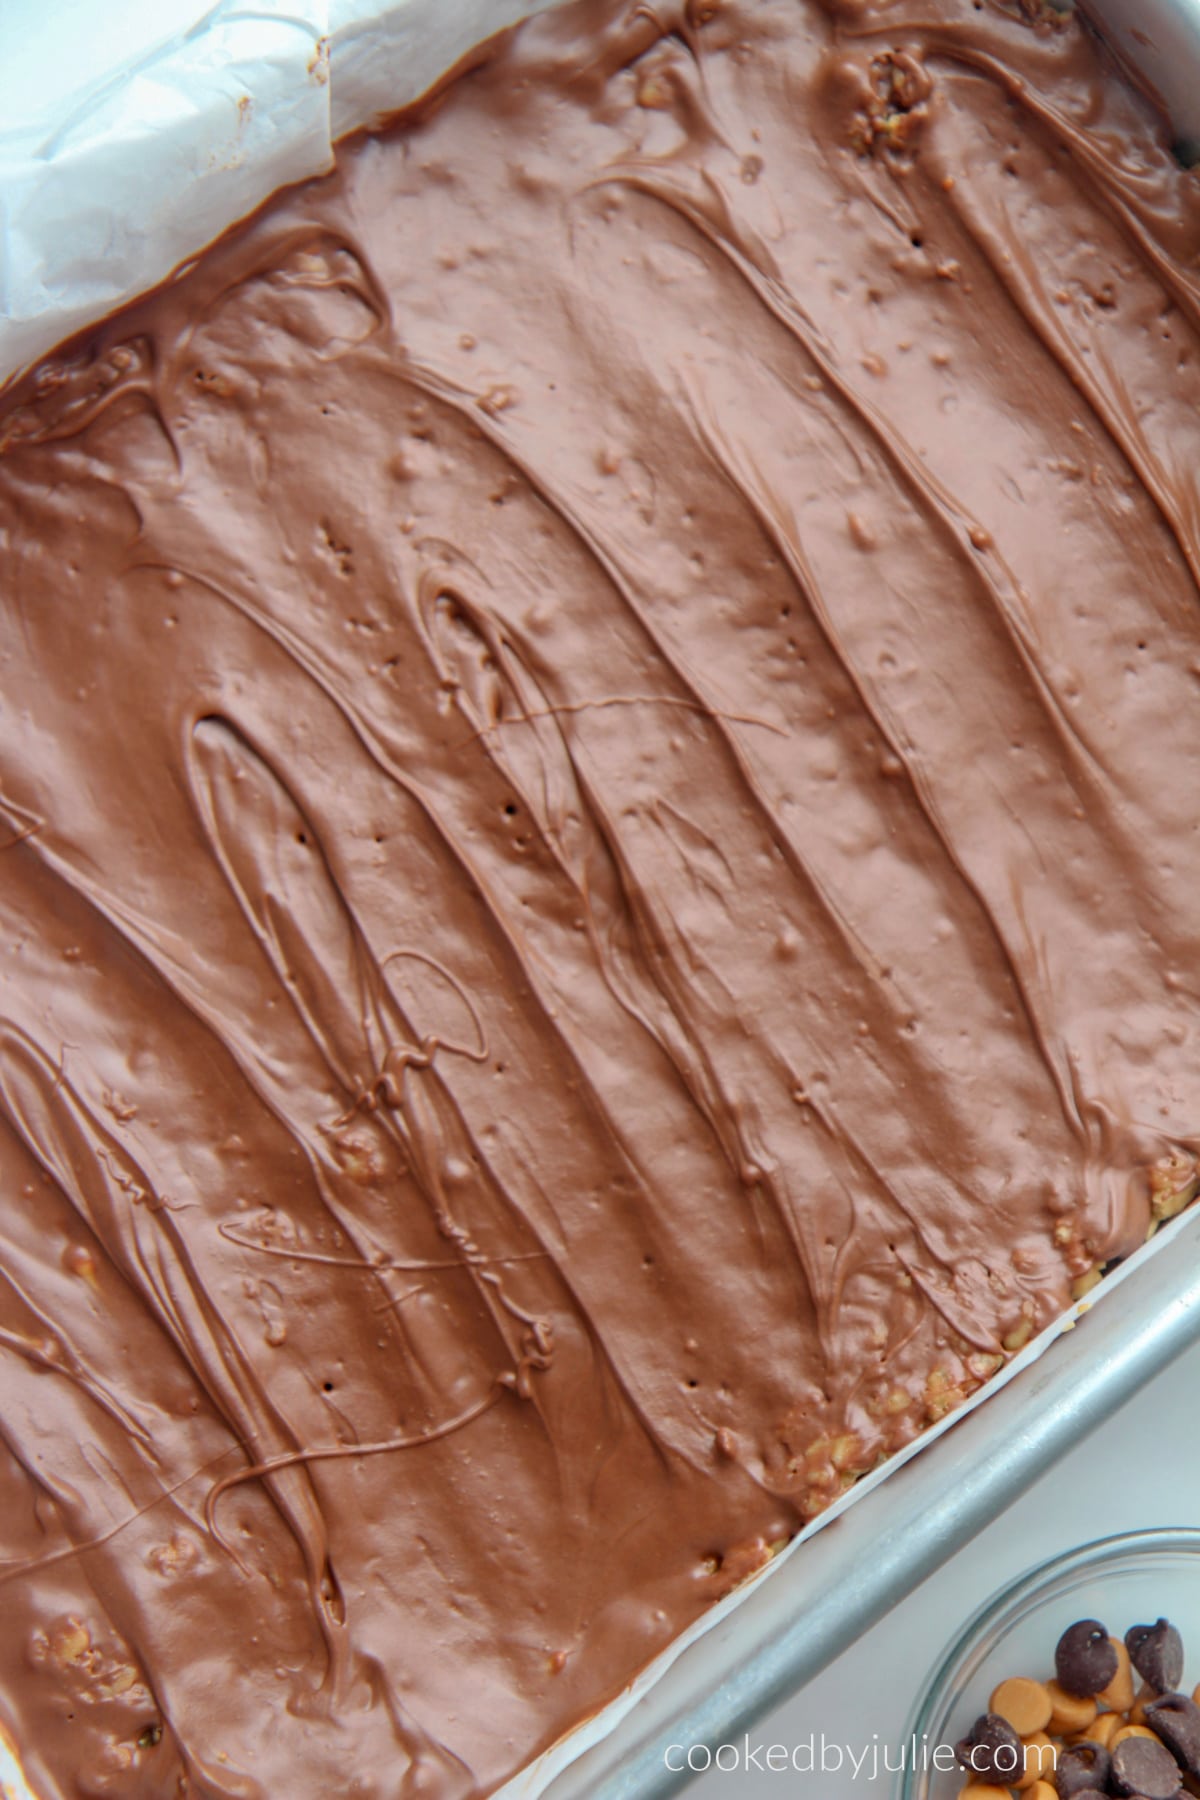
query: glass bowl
900 1528 1200 1799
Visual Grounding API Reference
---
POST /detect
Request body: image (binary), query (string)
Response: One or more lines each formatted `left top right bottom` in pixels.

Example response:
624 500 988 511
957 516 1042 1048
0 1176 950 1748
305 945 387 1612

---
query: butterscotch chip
1082 1711 1121 1749
1003 1317 1034 1352
1047 1681 1098 1736
990 1677 1053 1738
1098 1638 1136 1713
1013 1732 1057 1790
1028 1784 1058 1800
959 1786 1015 1800
1111 1723 1163 1747
1130 1681 1157 1728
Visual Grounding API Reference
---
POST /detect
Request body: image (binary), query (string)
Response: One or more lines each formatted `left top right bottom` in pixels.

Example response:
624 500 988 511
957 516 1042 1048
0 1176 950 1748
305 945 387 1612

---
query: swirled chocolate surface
2 0 1200 1793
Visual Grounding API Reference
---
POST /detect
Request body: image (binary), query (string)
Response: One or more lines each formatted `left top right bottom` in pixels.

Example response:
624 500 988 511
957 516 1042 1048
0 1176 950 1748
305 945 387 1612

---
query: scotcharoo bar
2 0 1200 1794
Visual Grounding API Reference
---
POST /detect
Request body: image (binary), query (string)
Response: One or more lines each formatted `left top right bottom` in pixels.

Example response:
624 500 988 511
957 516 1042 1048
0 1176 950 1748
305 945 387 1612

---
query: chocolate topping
2 0 1200 1795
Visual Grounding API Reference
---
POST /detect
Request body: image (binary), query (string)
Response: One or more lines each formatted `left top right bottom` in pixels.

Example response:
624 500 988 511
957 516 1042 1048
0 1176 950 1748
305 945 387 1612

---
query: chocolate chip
1146 1694 1200 1778
1055 1740 1112 1797
1126 1621 1185 1695
1112 1734 1186 1799
1055 1619 1120 1697
954 1711 1023 1782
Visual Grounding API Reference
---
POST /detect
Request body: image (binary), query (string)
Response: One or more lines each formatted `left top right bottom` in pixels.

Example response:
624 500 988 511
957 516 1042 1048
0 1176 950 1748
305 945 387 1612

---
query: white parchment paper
0 0 570 386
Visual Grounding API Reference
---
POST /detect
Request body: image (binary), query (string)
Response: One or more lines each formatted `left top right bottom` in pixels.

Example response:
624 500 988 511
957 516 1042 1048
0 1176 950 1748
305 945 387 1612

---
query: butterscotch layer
1 1 1199 1794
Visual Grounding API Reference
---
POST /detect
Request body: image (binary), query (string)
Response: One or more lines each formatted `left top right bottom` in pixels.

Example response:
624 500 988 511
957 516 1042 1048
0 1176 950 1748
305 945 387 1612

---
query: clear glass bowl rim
899 1526 1200 1799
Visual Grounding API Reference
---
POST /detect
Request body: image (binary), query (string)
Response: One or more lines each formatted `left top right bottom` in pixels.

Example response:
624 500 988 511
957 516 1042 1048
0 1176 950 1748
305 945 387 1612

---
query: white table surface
682 1334 1200 1798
